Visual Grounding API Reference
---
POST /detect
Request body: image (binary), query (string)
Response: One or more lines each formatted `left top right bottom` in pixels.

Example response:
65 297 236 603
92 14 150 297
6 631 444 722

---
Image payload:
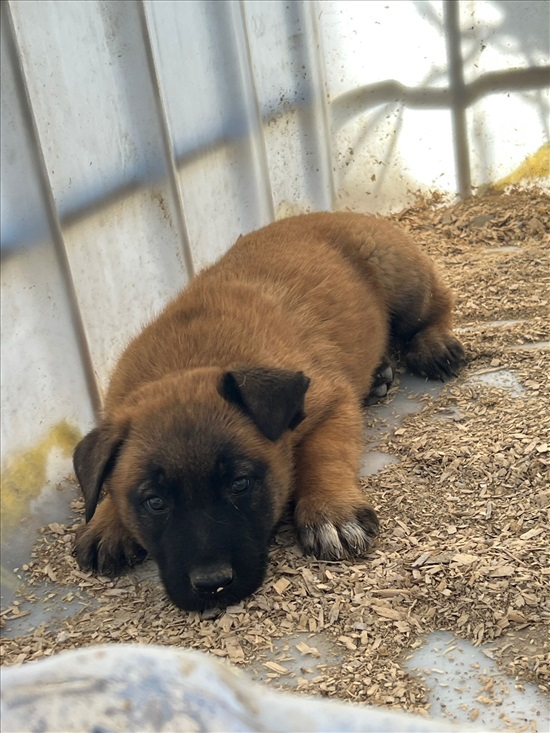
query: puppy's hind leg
362 218 464 380
404 321 465 381
393 276 465 381
334 216 465 381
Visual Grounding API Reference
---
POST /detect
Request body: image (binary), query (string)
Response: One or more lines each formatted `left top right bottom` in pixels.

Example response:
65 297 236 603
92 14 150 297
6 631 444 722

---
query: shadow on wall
1 0 548 257
332 0 549 200
492 0 550 59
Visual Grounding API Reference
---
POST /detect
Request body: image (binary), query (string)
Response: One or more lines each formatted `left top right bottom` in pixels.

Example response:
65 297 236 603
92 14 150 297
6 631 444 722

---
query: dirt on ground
1 186 548 720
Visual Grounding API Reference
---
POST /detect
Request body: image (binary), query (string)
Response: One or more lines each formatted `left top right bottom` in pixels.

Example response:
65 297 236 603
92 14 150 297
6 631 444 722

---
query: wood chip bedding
1 187 548 720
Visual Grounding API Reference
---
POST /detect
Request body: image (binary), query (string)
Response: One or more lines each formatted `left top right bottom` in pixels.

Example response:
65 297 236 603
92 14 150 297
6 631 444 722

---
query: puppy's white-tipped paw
297 506 379 560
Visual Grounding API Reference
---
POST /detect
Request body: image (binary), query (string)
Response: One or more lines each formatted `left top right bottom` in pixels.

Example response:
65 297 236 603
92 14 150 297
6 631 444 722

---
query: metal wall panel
1 0 548 515
320 1 457 209
146 0 274 270
8 1 191 395
1 6 95 462
242 1 335 217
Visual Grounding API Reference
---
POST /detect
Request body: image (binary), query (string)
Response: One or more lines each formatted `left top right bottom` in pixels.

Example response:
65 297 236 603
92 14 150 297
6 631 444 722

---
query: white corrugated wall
1 0 548 532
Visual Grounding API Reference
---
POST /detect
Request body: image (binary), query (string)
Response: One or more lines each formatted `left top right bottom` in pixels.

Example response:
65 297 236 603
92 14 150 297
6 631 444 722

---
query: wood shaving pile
1 187 549 720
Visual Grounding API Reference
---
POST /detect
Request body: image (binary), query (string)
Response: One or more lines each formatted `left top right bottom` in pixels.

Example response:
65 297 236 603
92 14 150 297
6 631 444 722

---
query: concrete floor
2 368 548 732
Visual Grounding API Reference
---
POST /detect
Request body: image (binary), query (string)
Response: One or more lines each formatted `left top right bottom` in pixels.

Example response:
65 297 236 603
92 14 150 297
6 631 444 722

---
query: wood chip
295 641 321 658
263 661 289 675
273 578 291 595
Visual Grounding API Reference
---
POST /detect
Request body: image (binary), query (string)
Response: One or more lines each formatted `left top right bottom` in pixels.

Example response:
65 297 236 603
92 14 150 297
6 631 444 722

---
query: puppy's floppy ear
73 422 127 522
220 367 310 441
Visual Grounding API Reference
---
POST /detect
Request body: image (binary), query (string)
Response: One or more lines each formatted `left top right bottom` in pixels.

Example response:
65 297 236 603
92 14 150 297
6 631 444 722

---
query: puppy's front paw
296 504 379 560
74 520 147 576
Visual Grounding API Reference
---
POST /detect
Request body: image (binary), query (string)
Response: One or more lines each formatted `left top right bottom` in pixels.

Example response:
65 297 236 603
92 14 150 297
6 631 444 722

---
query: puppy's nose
189 564 234 595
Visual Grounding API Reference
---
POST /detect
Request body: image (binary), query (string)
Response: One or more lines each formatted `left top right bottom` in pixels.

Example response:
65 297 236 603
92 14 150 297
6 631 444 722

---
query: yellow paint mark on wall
1 564 21 591
491 143 550 190
1 421 81 535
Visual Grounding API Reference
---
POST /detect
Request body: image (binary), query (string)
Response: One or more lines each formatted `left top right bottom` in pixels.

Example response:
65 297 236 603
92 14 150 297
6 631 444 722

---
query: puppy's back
105 214 389 411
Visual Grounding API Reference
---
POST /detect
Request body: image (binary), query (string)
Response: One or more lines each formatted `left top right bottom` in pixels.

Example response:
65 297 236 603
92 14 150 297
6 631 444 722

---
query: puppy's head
73 366 310 611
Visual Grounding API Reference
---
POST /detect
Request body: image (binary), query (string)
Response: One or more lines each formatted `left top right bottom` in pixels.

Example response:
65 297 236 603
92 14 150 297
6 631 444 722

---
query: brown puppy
73 212 464 611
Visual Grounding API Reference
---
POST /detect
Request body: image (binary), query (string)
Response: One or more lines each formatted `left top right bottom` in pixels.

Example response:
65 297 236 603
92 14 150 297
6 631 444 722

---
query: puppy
73 212 464 611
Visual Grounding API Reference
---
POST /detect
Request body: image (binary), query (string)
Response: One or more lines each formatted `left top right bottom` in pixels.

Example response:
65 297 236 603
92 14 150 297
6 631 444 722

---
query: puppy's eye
231 476 250 494
145 496 167 513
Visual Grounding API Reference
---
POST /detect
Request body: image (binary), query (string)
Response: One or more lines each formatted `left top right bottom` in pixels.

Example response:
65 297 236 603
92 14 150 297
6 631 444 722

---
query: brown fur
73 212 464 610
